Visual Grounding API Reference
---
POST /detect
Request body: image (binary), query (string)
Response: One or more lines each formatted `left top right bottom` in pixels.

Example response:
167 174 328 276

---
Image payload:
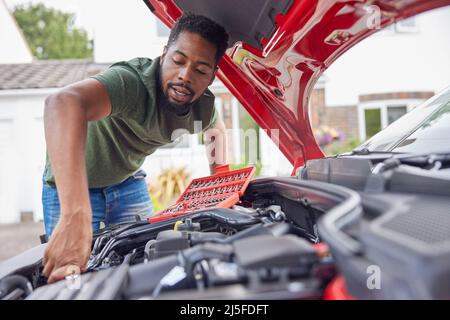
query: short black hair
167 14 229 65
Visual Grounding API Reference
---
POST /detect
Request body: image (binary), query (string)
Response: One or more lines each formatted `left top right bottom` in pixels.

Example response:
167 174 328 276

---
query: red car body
146 0 450 172
146 0 450 300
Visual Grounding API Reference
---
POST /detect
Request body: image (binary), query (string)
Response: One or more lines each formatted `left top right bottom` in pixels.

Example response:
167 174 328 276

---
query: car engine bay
1 155 450 300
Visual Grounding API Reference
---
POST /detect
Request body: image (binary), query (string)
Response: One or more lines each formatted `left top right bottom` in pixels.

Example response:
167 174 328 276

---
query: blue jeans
42 170 154 237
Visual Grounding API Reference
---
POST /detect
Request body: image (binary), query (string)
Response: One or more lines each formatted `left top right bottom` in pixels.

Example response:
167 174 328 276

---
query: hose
0 275 33 300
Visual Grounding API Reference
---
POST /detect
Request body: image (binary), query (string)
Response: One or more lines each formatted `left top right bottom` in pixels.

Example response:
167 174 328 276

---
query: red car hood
145 0 450 169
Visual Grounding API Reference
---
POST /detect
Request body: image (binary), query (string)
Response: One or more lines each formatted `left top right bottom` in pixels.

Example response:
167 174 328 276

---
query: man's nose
178 66 194 83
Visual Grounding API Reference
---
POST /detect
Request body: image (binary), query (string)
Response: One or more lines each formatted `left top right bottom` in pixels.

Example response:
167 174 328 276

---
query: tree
13 3 93 60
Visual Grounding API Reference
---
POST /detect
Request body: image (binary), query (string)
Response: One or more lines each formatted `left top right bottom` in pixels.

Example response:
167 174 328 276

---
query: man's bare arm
42 78 111 283
204 118 228 174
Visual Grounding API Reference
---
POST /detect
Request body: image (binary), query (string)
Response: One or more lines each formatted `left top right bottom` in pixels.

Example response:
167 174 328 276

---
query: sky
3 0 164 62
5 0 107 38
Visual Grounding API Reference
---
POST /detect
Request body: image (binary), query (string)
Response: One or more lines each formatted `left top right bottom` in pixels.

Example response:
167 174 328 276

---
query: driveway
0 222 44 261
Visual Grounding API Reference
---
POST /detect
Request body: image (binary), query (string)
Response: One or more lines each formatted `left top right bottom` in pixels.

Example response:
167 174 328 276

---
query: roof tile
0 60 110 90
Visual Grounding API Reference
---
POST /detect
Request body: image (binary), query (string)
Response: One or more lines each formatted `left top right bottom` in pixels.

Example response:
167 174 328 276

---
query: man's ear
160 46 168 65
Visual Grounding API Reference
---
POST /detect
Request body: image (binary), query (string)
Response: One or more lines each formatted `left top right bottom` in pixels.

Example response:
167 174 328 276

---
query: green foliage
231 160 262 177
147 167 191 212
364 109 382 139
324 137 361 156
150 194 164 213
239 109 261 164
239 109 259 132
13 3 93 59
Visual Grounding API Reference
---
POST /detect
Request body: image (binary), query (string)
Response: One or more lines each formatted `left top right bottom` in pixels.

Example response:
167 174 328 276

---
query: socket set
149 165 256 223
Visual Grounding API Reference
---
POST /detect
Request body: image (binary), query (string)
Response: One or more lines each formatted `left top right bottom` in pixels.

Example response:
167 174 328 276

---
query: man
42 14 229 283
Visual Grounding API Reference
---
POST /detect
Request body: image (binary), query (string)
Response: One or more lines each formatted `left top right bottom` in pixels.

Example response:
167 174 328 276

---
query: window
396 17 418 33
358 90 450 153
364 109 382 138
379 24 395 34
363 106 408 139
387 106 407 124
359 100 424 141
377 17 418 35
156 19 170 37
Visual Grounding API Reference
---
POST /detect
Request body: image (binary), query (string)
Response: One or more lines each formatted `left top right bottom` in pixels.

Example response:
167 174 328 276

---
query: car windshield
356 87 450 153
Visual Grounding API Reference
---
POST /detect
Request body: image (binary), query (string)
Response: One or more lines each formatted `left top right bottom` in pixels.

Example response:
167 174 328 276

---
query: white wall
0 0 32 63
0 89 51 223
259 128 292 177
0 118 18 222
143 144 210 185
324 6 450 107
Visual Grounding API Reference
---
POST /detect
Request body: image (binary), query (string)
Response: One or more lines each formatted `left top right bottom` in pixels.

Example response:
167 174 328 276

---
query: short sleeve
91 64 146 116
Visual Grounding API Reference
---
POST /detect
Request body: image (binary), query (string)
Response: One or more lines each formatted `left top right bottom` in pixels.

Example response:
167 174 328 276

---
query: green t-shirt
44 57 217 188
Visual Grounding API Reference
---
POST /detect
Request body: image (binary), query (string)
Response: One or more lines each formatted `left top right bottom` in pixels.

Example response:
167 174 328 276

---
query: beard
160 95 193 116
157 67 195 117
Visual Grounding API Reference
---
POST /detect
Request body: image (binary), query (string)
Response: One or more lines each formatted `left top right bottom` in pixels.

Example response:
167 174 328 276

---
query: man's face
159 31 217 111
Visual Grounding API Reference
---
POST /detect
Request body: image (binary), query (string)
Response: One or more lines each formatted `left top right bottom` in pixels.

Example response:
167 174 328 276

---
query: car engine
1 155 450 300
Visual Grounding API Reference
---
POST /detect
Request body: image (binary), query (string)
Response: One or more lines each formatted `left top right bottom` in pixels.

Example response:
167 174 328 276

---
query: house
310 83 434 145
0 58 271 223
1 1 448 223
0 60 109 223
315 7 450 143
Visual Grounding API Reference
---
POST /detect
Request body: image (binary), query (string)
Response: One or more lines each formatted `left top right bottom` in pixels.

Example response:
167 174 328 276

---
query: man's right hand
42 212 93 284
43 78 111 284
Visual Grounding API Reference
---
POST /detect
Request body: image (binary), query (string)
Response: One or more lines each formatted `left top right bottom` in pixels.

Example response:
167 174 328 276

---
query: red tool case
149 165 256 223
